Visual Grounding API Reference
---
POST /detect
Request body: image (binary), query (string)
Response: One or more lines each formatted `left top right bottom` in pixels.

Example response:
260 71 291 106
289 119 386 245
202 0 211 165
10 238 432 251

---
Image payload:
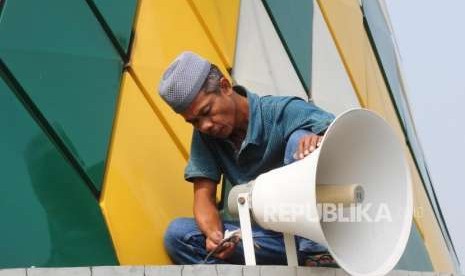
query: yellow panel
407 152 454 271
100 73 193 264
363 37 405 140
317 0 455 272
187 0 240 69
316 0 367 106
129 0 232 154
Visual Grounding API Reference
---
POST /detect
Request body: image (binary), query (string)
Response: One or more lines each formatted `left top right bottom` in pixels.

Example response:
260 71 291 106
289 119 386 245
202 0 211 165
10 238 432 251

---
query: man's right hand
206 230 236 260
193 178 236 260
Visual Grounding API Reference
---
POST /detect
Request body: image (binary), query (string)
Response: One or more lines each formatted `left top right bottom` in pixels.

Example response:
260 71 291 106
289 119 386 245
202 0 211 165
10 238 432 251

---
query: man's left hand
293 134 323 160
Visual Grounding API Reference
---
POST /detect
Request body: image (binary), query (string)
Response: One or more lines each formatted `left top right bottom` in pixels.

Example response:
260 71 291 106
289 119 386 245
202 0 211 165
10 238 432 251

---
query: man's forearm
193 179 223 237
194 193 223 237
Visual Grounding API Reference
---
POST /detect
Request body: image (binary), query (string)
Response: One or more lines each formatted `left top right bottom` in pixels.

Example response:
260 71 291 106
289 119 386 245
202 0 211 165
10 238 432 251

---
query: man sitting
158 51 336 266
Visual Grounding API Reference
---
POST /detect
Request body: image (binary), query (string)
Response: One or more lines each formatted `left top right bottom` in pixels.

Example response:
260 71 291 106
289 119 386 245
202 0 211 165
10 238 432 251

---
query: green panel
0 0 4 19
0 0 123 191
262 0 313 92
219 179 235 221
396 224 434 271
0 76 118 268
92 0 138 53
362 0 408 121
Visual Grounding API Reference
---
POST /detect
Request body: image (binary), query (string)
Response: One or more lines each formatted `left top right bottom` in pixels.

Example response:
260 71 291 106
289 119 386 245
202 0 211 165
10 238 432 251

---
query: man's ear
219 77 232 95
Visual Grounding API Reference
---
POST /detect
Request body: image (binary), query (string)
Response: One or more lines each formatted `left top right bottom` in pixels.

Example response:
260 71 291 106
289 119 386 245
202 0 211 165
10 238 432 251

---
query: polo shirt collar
240 90 263 149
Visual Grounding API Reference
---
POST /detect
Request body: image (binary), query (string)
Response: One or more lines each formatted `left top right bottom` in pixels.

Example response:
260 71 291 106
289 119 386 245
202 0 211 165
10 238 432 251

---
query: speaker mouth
315 108 413 276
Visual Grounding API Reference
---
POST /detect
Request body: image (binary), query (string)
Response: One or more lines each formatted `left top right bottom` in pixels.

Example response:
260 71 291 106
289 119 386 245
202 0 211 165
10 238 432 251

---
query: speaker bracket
237 192 256 265
284 233 298 266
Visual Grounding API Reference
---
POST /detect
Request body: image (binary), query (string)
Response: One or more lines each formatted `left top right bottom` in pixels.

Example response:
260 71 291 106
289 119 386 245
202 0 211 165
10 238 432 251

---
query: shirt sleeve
184 130 222 184
279 98 336 139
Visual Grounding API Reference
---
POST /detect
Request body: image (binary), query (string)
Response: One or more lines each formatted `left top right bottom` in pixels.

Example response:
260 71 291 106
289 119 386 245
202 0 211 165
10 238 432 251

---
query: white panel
232 0 307 99
311 1 360 115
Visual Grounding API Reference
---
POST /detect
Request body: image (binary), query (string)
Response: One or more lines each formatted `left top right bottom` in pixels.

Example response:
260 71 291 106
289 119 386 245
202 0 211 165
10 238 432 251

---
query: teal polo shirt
184 89 335 185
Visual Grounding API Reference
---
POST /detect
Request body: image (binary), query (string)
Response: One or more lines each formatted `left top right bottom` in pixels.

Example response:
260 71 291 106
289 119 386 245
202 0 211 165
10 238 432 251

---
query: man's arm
193 177 235 259
193 177 222 237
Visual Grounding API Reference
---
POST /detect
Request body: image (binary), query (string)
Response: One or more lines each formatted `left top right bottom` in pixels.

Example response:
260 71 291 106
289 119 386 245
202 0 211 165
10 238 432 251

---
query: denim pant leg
164 217 326 265
164 217 230 264
164 217 292 265
165 217 251 264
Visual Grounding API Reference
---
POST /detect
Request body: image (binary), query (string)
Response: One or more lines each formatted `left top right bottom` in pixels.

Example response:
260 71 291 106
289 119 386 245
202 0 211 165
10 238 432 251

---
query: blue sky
385 0 465 273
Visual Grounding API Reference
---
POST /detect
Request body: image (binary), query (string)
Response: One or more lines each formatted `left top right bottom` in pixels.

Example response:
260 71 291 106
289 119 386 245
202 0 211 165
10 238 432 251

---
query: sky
384 0 465 273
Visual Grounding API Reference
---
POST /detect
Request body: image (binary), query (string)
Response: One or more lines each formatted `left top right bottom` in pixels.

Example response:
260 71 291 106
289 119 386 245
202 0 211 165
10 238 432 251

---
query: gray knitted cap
158 51 211 113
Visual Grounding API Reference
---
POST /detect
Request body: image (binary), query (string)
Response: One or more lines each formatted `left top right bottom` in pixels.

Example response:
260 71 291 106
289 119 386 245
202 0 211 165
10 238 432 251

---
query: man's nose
199 119 213 132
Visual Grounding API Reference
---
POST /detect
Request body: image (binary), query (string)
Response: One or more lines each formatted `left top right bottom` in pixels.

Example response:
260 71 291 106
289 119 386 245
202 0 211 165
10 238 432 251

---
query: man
158 51 336 265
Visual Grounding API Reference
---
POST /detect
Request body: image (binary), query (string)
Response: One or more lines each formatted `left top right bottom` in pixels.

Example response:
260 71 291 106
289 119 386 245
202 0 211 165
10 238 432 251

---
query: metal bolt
238 197 246 205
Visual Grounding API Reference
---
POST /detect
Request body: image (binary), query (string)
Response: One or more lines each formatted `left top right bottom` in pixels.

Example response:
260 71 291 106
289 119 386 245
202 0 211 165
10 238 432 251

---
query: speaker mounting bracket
283 233 298 266
237 192 256 265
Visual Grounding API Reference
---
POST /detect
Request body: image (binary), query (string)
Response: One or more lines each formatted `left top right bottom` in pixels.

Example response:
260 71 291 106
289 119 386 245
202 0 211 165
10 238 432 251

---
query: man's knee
164 217 196 252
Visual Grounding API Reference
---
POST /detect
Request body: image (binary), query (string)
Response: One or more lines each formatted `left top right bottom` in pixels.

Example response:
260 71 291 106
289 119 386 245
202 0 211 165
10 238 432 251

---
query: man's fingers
302 136 311 157
205 231 223 252
294 134 324 160
309 135 319 153
214 242 236 259
206 239 219 253
317 136 323 147
296 137 305 159
210 231 223 243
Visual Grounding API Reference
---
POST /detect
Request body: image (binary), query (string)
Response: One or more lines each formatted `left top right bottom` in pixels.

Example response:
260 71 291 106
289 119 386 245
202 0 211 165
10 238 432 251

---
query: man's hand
205 230 236 260
293 134 323 160
193 178 236 260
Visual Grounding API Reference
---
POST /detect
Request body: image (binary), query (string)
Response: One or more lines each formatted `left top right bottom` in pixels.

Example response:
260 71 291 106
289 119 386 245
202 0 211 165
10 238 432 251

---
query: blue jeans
164 130 326 265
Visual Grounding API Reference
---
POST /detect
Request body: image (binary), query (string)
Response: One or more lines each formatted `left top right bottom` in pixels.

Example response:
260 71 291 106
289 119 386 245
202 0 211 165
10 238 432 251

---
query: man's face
181 87 236 139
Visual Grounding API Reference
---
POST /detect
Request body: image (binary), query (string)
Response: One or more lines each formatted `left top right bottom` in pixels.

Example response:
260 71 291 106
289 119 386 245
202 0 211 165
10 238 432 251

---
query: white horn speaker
228 109 413 276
